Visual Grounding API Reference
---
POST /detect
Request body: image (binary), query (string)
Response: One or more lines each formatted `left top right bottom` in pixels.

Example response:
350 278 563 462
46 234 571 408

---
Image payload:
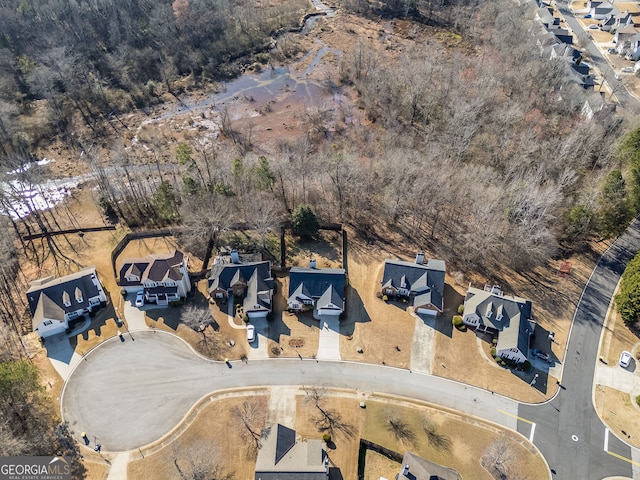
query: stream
3 0 340 220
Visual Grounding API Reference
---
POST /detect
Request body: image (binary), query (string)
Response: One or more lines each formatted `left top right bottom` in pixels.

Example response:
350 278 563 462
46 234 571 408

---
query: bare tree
422 419 452 451
232 398 268 451
304 387 355 438
384 408 415 446
481 437 522 480
171 441 233 480
180 305 215 340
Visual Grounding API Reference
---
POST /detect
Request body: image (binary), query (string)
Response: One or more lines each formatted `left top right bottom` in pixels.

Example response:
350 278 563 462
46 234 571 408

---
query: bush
291 204 320 238
452 316 465 331
322 433 331 442
243 314 250 323
120 289 127 297
522 360 532 372
636 395 640 407
382 294 388 301
457 304 465 314
490 347 496 358
169 299 184 306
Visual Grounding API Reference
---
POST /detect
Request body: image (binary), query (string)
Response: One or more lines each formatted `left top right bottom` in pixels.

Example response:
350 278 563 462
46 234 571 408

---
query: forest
1 0 640 464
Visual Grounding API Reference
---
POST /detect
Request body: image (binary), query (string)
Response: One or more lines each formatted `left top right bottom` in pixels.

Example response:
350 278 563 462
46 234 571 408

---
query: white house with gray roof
118 250 190 305
27 267 107 338
254 424 328 480
288 262 345 319
380 253 446 316
462 285 535 364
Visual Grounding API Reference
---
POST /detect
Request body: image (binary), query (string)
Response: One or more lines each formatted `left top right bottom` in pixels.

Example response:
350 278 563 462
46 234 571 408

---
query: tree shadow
341 285 371 337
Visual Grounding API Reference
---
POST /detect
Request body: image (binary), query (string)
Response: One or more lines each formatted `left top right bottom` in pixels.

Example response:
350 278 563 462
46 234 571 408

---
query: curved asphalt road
520 218 640 479
61 333 520 451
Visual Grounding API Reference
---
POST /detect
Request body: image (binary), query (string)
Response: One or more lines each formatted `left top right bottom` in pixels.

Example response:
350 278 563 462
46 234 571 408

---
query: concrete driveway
45 333 82 381
316 315 340 360
61 331 521 452
409 312 436 374
247 317 269 359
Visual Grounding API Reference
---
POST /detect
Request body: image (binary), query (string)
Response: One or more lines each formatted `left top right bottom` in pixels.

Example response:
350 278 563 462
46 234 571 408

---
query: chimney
310 258 317 269
230 250 240 264
402 465 410 476
415 252 425 265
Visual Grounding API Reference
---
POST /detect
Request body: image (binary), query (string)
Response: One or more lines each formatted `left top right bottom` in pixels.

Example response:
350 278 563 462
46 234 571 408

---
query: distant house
27 267 107 338
208 251 273 319
582 92 616 120
288 261 345 319
590 1 616 20
118 250 190 305
254 424 328 480
535 7 559 28
600 14 616 31
380 253 446 316
397 452 461 480
462 285 536 364
613 25 637 54
623 32 640 60
549 44 581 62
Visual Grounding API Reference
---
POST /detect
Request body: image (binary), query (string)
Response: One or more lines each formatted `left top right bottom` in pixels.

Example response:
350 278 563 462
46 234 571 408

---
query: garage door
318 309 341 316
416 308 437 316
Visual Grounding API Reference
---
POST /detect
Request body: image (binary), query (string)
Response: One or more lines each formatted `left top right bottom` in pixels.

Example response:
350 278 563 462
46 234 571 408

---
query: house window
486 311 492 319
496 314 503 321
303 299 314 305
43 320 52 326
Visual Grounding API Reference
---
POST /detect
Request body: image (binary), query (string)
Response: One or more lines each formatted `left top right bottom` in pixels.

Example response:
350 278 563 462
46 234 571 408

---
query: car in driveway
584 13 592 18
531 349 550 362
246 324 255 343
588 24 598 29
135 291 145 307
619 350 632 368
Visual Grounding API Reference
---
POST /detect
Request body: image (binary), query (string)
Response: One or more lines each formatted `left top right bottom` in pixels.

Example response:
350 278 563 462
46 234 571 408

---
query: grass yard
363 450 400 480
596 385 640 448
128 393 270 480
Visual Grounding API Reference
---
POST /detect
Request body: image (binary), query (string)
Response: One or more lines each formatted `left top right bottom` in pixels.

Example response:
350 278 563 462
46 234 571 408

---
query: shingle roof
254 424 327 480
31 294 66 331
118 250 185 286
398 451 461 480
317 285 343 311
27 267 103 330
380 259 446 311
288 268 345 305
463 287 533 353
208 261 273 313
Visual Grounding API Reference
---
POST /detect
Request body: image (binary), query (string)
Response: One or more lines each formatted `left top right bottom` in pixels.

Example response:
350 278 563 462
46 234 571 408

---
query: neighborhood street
520 218 640 479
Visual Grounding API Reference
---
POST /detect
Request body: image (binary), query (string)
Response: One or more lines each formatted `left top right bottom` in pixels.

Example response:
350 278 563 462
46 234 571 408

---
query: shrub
322 433 331 442
382 294 388 301
243 314 250 323
522 360 532 372
452 316 466 331
490 347 496 358
457 304 464 314
636 395 640 407
120 289 127 297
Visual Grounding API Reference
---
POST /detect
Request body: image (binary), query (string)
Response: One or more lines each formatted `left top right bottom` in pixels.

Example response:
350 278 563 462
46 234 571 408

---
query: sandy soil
128 394 268 480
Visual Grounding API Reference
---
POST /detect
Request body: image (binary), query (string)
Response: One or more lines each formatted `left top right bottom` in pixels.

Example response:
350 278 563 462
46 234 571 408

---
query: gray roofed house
208 258 273 319
380 253 446 316
288 263 346 319
397 451 461 480
254 424 328 480
462 285 535 364
118 250 191 305
535 7 559 28
26 267 108 338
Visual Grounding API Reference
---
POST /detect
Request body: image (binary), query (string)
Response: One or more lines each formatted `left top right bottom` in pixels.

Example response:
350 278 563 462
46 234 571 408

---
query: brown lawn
596 386 640 448
363 450 400 480
361 395 547 480
128 393 269 480
268 274 320 359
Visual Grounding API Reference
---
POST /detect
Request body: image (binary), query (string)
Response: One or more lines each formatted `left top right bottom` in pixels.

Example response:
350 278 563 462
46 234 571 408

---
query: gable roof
209 261 273 312
463 287 533 353
398 451 461 480
288 267 345 305
381 258 446 311
255 424 326 480
26 267 103 331
118 250 185 286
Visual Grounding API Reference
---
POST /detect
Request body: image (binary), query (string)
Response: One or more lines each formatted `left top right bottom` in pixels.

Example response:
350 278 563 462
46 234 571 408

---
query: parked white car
246 324 256 343
135 291 145 307
619 351 632 368
621 67 634 73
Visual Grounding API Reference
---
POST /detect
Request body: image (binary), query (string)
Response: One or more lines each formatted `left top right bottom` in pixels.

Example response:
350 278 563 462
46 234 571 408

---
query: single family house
27 267 107 338
380 253 446 316
288 261 345 319
535 7 559 28
208 251 273 319
397 452 461 480
255 424 328 480
590 1 617 20
118 250 191 305
613 25 638 54
462 285 536 364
